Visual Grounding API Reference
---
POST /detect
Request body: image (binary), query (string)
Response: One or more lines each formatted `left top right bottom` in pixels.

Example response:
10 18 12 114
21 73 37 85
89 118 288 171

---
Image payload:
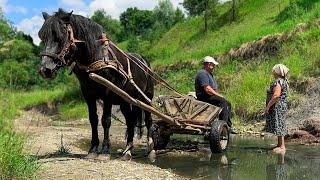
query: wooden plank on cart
157 96 222 125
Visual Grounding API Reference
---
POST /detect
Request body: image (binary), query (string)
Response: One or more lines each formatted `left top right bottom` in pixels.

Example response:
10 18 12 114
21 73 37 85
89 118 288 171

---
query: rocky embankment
286 119 320 145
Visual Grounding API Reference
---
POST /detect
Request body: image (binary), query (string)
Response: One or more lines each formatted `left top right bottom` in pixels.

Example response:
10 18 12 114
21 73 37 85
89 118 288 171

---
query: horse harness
78 34 153 103
40 24 83 67
40 23 181 102
39 24 129 79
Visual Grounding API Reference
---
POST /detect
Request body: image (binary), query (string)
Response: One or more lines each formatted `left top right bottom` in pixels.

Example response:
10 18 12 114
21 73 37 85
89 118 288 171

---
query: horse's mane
39 9 104 61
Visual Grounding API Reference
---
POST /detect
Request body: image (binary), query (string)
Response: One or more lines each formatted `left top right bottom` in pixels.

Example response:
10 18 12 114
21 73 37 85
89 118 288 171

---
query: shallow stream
76 129 320 180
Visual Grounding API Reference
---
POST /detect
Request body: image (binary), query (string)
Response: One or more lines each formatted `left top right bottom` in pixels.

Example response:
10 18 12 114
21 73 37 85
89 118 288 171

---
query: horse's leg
120 103 137 160
145 110 156 160
100 99 112 154
86 99 99 153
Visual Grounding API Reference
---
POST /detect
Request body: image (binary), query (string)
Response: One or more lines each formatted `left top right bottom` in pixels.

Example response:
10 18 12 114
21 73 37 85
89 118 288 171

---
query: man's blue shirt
195 69 218 97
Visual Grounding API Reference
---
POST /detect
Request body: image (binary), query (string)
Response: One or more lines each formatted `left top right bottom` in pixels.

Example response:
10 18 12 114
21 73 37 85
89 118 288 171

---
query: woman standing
264 64 289 154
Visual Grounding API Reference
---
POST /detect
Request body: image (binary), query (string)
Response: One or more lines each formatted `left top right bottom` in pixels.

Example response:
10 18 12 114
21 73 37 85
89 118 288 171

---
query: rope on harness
109 41 183 97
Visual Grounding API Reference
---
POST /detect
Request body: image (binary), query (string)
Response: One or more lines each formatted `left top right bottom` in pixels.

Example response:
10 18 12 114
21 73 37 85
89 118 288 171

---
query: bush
0 60 33 89
275 0 319 23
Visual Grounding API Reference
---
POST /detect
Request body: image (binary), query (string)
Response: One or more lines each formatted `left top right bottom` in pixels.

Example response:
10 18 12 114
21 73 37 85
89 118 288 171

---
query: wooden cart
89 73 230 153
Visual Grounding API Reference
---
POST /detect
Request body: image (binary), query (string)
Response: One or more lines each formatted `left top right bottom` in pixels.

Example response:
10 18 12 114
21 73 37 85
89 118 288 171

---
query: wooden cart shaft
89 73 222 133
89 73 179 126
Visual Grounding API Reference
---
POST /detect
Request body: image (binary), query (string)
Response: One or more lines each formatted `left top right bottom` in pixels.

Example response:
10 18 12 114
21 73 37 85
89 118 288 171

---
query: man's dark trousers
198 95 232 127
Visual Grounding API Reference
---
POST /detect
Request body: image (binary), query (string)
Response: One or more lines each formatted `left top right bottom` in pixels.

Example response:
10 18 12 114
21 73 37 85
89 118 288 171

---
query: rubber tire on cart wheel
151 122 170 150
209 120 230 153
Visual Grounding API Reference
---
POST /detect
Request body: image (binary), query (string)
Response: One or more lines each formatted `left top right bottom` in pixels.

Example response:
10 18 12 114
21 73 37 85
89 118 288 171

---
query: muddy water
140 136 320 180
76 131 320 180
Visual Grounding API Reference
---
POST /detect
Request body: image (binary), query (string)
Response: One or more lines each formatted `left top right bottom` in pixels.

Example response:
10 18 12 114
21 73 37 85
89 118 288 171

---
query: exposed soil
14 107 185 180
284 79 320 145
218 22 313 61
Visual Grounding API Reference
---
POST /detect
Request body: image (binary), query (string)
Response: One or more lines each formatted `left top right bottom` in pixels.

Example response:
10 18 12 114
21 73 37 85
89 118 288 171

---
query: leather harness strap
76 57 152 103
76 60 128 81
40 24 84 67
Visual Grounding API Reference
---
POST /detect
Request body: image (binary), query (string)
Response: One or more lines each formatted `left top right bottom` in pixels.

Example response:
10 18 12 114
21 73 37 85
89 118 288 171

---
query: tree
174 8 185 24
153 0 175 29
0 9 15 45
183 0 218 32
120 7 154 38
231 0 238 22
147 1 185 42
91 10 122 42
205 0 218 32
183 0 206 17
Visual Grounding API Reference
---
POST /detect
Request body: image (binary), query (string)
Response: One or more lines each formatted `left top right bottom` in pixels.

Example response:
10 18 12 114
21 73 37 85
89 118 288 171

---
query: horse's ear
42 12 51 21
61 10 73 23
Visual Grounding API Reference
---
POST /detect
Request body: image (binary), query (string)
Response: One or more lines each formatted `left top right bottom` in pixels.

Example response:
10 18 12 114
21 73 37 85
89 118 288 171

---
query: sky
0 0 184 45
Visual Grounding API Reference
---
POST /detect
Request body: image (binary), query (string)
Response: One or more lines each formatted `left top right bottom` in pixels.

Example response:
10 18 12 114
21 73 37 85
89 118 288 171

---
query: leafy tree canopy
154 0 176 28
120 7 154 37
90 10 123 42
183 0 207 16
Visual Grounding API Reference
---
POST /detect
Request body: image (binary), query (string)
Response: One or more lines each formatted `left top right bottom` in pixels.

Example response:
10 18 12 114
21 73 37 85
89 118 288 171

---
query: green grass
141 0 320 124
153 21 320 124
0 84 93 178
147 0 320 67
60 101 88 120
0 88 67 178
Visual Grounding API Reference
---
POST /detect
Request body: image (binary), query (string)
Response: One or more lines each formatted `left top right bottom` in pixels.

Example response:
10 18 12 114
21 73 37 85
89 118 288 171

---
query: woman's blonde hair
272 64 289 78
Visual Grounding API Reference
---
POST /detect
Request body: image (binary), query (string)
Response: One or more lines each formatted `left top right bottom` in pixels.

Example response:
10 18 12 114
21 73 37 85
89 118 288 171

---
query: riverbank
15 109 185 179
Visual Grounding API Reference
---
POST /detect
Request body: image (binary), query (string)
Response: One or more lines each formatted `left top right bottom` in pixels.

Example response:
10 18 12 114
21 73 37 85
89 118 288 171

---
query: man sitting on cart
195 56 238 134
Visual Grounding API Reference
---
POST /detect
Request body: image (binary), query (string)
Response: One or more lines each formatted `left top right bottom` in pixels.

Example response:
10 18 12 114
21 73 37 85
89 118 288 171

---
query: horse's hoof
96 154 111 161
85 152 98 159
121 152 132 161
89 146 99 154
100 148 110 155
148 150 156 163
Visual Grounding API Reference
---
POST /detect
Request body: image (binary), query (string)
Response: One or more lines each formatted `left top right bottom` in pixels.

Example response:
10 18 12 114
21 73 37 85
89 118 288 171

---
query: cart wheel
209 120 230 153
151 122 170 150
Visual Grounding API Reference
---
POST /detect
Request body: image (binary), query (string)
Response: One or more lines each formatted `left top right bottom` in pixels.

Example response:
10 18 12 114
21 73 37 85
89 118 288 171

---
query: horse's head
38 9 80 79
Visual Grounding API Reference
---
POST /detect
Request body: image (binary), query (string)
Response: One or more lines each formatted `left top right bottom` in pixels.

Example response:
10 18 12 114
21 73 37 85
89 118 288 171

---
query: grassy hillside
148 0 320 66
146 0 320 124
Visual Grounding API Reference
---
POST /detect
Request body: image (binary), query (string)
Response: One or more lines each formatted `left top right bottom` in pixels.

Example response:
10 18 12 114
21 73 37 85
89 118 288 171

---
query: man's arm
204 85 224 98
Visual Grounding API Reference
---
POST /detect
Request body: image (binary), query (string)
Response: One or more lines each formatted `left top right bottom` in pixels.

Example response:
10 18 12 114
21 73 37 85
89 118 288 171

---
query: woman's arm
264 84 281 114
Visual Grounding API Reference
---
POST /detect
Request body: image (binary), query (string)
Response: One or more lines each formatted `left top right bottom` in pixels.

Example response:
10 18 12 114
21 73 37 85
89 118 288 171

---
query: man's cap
203 56 219 65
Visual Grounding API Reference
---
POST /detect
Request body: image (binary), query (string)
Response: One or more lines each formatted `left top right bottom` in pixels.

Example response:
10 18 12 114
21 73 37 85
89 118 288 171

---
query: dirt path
15 109 185 179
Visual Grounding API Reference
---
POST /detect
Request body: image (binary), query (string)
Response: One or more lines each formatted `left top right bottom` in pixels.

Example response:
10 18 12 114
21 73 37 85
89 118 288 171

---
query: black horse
38 9 155 159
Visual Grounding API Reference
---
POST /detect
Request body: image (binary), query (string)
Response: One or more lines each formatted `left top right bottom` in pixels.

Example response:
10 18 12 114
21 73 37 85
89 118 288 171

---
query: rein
78 36 183 98
40 23 182 100
40 24 84 67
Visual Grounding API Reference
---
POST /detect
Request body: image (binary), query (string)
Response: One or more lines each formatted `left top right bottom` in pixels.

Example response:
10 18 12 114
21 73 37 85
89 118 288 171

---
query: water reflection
209 154 232 180
76 135 320 179
137 136 320 179
266 153 287 180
